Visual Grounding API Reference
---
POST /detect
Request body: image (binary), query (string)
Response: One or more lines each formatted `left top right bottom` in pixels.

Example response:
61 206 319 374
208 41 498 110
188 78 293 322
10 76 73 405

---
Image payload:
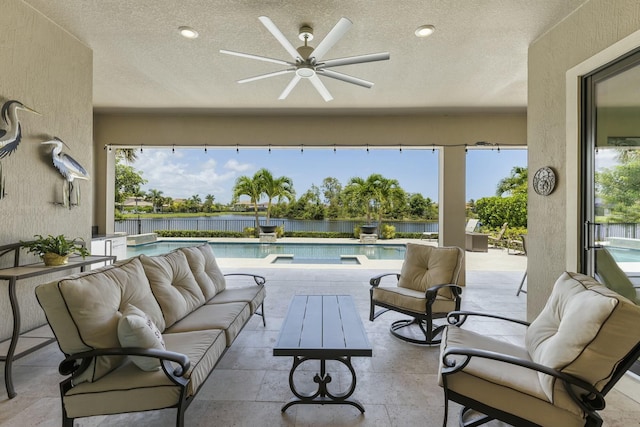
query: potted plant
21 234 90 266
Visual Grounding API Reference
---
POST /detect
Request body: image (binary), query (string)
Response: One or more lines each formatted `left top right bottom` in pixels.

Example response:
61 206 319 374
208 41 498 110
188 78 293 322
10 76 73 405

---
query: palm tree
345 175 378 224
258 168 294 225
496 166 528 196
232 172 264 234
115 148 138 164
371 175 403 229
146 188 163 213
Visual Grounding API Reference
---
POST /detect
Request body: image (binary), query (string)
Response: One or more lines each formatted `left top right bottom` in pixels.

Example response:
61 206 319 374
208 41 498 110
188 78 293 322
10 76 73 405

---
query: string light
172 144 175 153
204 144 207 153
366 144 369 153
399 144 402 153
301 144 304 154
140 145 143 153
464 144 468 153
236 144 239 153
268 144 271 153
333 144 336 153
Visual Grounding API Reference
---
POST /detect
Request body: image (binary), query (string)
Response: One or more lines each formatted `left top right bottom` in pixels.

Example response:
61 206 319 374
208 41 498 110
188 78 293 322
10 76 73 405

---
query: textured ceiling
23 0 587 113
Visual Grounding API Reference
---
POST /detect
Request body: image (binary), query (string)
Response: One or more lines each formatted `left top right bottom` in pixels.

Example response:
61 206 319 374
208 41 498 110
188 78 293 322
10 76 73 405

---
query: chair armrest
59 347 191 379
370 272 401 287
224 273 266 286
441 346 605 413
425 283 462 299
446 310 530 327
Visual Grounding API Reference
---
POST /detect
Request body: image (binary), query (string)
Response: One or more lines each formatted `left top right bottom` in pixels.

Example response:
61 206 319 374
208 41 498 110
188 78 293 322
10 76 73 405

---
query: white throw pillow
117 303 166 371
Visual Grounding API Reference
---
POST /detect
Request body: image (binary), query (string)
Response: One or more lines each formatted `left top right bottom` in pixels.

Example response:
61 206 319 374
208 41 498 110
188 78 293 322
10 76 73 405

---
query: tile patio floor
1 244 639 426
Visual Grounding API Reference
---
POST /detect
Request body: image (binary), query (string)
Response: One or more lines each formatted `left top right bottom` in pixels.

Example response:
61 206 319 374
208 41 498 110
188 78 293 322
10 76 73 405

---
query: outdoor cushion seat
62 329 226 420
164 302 250 346
207 285 267 314
439 271 640 427
370 243 464 345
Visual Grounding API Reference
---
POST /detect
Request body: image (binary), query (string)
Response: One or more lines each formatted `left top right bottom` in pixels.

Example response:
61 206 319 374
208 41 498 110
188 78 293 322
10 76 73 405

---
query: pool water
607 247 640 263
127 241 407 261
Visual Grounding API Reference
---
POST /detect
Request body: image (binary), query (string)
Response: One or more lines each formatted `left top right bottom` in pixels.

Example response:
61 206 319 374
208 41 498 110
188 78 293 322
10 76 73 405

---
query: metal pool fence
114 218 439 235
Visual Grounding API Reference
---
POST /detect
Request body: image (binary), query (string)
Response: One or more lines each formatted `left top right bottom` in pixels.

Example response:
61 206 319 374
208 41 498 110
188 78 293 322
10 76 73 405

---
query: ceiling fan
220 16 390 102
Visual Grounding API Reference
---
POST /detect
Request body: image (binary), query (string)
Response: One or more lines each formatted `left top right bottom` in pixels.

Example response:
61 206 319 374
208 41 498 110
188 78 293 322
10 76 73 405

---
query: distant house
232 200 268 212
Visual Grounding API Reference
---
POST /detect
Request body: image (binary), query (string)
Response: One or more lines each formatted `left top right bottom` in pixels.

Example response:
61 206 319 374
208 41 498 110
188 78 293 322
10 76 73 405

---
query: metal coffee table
273 295 372 413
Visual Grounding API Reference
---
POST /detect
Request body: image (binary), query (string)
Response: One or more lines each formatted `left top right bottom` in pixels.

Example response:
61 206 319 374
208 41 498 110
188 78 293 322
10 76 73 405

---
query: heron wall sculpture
0 100 40 159
41 137 90 208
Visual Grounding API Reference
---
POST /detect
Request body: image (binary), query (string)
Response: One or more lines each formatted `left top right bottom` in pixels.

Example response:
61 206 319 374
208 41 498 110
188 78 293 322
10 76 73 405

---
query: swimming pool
126 241 407 262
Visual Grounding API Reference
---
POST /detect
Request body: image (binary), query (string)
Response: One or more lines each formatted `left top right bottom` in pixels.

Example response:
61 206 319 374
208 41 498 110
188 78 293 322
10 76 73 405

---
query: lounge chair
487 222 508 248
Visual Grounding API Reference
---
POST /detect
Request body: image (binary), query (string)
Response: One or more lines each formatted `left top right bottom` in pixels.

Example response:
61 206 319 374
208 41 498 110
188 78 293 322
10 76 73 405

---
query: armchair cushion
117 304 166 371
525 272 640 411
372 286 457 314
397 243 462 298
140 251 206 328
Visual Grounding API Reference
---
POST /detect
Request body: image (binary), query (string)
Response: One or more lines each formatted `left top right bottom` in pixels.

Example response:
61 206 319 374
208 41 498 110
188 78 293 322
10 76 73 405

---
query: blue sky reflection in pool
126 241 407 262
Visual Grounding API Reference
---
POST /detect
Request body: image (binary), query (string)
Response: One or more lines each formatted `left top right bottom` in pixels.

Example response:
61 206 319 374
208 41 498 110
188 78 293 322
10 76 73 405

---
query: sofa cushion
117 304 166 371
164 302 250 346
180 244 227 299
63 329 226 419
35 257 165 384
140 251 206 327
525 272 640 411
398 244 462 298
207 284 266 314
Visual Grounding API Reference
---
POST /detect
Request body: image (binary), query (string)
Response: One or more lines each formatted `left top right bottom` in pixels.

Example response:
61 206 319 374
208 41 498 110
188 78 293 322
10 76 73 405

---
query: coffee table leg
282 356 364 413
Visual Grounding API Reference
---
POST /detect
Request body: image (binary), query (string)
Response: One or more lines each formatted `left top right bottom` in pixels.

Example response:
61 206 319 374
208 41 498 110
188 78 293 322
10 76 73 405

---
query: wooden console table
0 242 116 398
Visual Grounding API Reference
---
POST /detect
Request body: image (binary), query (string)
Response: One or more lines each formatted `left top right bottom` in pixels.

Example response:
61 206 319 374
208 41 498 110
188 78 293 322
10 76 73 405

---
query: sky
131 147 528 204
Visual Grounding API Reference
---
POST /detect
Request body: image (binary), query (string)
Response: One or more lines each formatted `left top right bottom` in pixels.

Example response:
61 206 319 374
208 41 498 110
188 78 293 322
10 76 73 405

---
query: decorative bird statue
41 137 90 208
0 100 40 159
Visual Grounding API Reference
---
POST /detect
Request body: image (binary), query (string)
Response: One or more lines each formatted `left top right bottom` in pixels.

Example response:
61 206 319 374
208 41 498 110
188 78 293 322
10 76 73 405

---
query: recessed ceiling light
178 26 199 39
415 24 435 38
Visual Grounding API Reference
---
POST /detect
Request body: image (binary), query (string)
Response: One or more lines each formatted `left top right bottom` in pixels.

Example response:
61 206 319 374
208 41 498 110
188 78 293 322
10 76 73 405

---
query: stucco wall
0 0 92 339
528 0 640 319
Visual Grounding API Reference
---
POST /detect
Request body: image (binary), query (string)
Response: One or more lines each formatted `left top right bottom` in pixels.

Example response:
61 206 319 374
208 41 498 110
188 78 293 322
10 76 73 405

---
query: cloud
134 149 242 202
224 158 253 172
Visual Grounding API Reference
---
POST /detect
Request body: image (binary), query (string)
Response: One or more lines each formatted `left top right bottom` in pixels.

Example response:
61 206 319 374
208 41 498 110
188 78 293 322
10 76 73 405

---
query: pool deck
157 237 528 272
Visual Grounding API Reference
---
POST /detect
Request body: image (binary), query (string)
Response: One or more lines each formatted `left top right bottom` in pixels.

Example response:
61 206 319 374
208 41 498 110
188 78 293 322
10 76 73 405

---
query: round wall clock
533 167 556 196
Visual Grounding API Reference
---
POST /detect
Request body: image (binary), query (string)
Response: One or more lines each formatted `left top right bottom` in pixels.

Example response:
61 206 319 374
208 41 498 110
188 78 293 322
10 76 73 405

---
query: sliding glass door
582 48 640 374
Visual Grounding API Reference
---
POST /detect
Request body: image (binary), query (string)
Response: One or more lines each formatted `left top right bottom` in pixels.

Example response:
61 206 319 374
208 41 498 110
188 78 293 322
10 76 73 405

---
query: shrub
474 194 527 228
243 227 256 237
380 224 396 239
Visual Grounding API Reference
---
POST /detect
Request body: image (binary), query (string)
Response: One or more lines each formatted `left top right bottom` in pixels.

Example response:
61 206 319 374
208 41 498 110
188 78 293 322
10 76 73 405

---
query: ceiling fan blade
279 75 302 100
317 52 390 69
310 17 352 61
238 69 295 84
309 74 334 102
220 49 294 66
258 16 302 61
316 69 374 88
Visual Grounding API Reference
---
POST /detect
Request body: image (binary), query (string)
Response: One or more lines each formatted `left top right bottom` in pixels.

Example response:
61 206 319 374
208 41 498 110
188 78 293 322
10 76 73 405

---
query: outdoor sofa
35 243 265 427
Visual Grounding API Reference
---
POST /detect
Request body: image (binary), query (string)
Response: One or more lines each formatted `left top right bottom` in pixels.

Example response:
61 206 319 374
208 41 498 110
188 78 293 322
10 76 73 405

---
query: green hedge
155 230 245 238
